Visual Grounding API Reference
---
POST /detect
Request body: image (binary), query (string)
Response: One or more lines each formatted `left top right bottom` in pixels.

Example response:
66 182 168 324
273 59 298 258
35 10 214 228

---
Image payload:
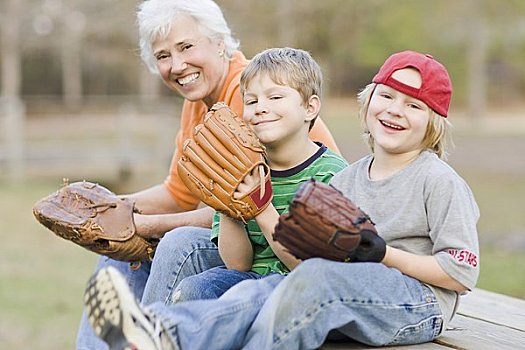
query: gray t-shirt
330 150 480 327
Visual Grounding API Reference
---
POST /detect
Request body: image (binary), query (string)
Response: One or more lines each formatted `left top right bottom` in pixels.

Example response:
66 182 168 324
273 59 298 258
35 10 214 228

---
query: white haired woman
76 1 340 349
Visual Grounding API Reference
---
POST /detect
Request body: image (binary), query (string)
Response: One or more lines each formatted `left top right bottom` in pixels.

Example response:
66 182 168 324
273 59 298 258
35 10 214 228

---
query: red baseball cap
372 50 452 117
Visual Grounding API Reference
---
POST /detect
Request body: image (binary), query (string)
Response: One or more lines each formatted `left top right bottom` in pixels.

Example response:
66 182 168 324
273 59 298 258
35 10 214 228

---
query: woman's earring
218 49 225 58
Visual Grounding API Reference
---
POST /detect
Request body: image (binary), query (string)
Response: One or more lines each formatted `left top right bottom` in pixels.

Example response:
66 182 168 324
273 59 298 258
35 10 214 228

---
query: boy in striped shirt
85 47 348 349
169 47 349 301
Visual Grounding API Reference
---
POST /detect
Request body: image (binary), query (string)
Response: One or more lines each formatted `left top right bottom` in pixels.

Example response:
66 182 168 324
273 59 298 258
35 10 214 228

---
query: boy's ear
305 95 321 122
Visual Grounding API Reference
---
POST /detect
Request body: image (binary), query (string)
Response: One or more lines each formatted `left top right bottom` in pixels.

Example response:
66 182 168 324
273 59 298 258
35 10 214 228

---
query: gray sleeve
427 174 480 290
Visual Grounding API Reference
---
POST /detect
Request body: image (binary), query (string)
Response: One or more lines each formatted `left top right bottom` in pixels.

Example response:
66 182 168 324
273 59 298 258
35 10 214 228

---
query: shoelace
151 317 169 349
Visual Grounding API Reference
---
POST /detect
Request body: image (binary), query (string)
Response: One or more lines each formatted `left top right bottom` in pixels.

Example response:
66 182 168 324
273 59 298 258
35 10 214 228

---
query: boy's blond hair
240 47 322 130
357 83 452 159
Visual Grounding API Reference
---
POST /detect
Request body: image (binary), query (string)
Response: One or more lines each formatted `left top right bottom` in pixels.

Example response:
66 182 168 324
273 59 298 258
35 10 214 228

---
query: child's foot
84 266 176 350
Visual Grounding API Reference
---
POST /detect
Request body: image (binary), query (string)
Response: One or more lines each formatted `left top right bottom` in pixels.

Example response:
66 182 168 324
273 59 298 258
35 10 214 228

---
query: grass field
0 181 96 349
1 99 524 349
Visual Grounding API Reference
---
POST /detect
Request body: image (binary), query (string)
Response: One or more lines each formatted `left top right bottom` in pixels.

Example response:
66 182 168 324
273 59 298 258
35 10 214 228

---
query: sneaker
84 266 177 350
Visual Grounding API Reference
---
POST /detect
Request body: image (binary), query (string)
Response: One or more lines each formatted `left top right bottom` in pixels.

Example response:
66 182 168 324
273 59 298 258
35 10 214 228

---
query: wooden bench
321 288 525 350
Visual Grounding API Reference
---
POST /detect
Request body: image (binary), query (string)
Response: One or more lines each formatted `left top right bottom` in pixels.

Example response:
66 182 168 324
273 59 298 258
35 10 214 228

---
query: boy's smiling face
366 68 432 157
242 74 317 148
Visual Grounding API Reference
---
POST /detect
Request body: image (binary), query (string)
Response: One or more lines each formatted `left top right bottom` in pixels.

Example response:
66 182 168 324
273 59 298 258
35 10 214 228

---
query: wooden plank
457 288 525 331
322 312 525 350
436 313 525 350
321 341 449 349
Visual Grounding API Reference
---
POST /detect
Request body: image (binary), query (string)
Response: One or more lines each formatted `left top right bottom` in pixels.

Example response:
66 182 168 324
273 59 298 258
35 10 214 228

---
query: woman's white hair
137 0 240 74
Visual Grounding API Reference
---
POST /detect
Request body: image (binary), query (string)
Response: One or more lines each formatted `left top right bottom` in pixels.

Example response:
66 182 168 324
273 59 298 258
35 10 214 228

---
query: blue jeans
142 227 224 305
76 227 222 350
173 266 277 302
149 258 444 350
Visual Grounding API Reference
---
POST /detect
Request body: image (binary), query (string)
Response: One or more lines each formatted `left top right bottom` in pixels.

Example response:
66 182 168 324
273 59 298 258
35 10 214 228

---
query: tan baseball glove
177 102 272 222
33 180 157 262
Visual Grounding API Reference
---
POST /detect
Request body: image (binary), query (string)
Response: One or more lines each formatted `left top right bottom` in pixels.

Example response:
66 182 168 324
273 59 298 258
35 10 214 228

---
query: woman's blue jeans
149 258 444 350
76 226 222 350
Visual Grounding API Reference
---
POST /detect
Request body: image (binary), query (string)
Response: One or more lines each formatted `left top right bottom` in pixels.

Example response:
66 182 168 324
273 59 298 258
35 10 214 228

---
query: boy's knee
286 258 365 290
292 258 332 277
171 275 210 303
288 259 390 298
161 226 195 245
171 278 196 303
283 258 330 289
156 227 207 255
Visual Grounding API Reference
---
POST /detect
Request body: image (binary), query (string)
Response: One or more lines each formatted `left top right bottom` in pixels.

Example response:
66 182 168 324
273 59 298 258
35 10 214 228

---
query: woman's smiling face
152 15 227 107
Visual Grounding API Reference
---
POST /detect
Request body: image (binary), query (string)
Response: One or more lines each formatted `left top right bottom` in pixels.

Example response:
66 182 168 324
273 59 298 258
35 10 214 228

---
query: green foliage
0 182 97 350
8 0 525 105
466 171 525 238
477 249 525 299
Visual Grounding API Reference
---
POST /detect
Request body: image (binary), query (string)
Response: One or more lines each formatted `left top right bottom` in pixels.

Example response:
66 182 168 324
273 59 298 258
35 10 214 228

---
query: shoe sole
84 266 161 350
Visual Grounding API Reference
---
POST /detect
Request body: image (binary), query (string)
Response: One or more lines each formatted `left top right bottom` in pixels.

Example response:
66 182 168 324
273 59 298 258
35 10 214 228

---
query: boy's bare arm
218 214 253 271
382 247 468 293
235 169 301 271
255 205 302 271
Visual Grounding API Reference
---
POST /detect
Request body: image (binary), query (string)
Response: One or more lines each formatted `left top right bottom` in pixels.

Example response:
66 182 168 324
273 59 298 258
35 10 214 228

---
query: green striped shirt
211 143 348 275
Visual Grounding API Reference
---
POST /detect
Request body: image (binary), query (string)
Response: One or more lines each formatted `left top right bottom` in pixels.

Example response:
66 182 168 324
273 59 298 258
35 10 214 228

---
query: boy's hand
234 165 264 199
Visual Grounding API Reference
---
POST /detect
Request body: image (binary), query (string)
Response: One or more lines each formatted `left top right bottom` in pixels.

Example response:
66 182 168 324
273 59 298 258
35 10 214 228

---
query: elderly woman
77 0 340 349
134 0 339 230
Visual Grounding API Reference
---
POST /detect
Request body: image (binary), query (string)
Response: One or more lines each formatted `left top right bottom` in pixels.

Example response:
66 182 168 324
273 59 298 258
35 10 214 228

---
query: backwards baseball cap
372 50 452 117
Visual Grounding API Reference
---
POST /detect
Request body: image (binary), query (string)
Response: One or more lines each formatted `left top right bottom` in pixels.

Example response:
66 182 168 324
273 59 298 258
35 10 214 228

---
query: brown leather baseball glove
33 180 157 262
273 179 386 262
177 102 272 222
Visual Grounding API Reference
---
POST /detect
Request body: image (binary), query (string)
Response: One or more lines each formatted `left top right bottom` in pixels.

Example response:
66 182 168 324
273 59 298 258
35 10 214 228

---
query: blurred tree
2 0 524 111
1 0 23 99
466 0 488 119
1 0 26 182
61 8 86 108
